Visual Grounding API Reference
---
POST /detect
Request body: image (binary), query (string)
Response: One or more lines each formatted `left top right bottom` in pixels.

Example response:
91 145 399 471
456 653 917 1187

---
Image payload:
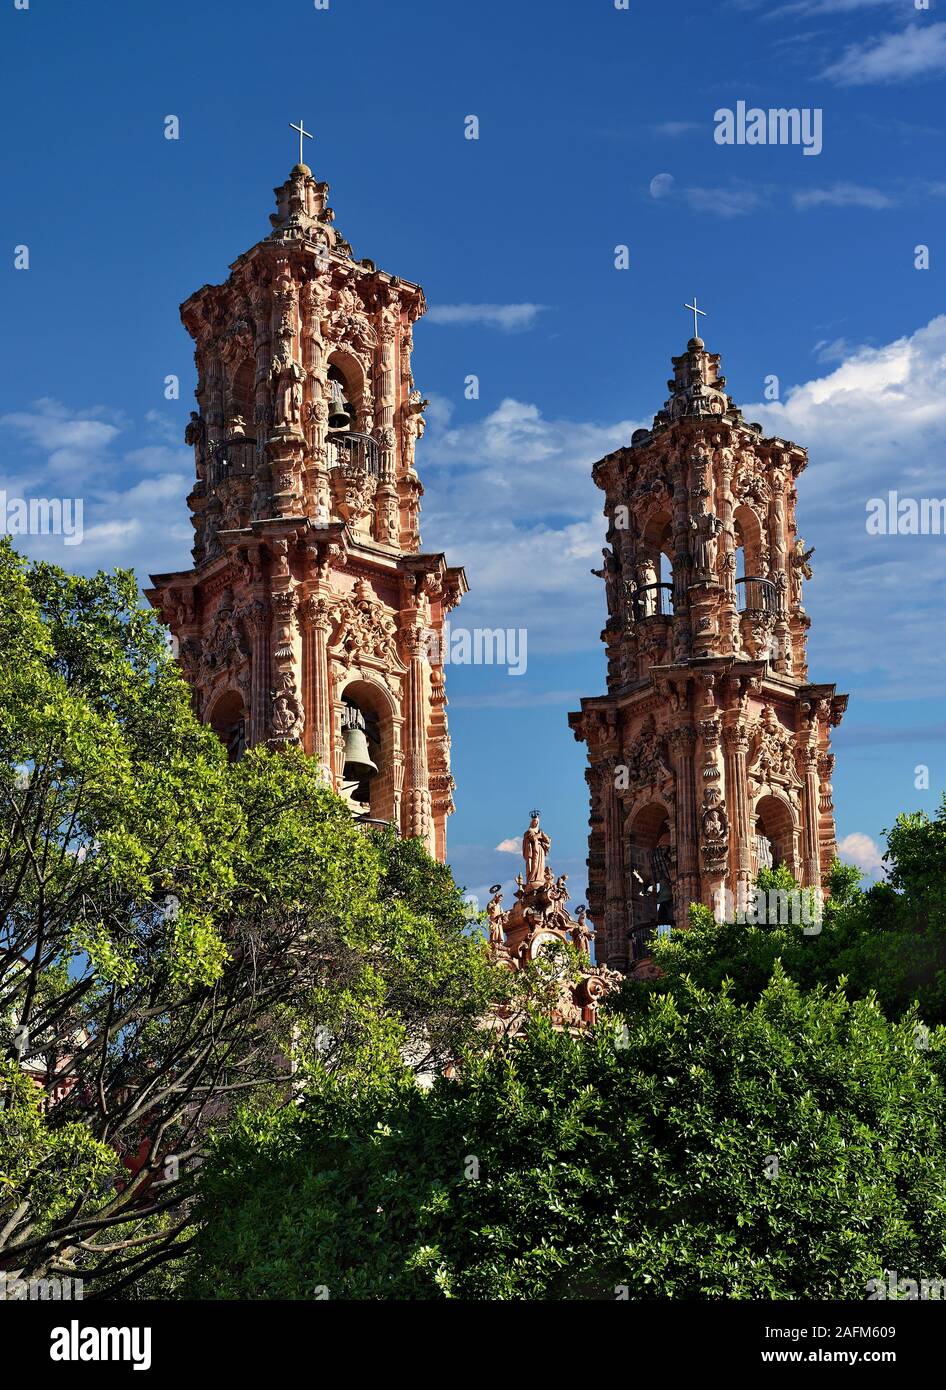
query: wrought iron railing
628 924 653 963
736 576 780 615
354 815 398 838
630 581 674 621
207 437 256 486
328 431 380 478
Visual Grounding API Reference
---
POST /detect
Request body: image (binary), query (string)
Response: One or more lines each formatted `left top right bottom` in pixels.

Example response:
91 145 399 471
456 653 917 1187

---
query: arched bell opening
634 510 674 619
753 792 797 878
326 363 354 434
337 679 396 827
227 358 255 435
734 505 777 616
626 801 674 960
207 689 246 764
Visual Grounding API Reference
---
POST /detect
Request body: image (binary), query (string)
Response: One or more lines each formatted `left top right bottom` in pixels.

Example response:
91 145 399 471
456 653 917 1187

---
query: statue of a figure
591 547 621 616
691 504 724 580
790 538 815 605
486 889 505 947
571 906 594 958
522 813 551 888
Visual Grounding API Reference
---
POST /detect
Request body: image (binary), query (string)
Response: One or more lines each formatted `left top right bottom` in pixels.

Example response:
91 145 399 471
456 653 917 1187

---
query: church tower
147 150 466 859
569 320 847 971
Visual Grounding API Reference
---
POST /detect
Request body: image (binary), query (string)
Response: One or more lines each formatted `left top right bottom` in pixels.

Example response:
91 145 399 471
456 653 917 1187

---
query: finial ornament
684 294 707 341
289 119 313 166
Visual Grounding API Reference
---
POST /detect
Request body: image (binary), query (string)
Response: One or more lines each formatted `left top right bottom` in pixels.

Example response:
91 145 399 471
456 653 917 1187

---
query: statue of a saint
522 813 551 888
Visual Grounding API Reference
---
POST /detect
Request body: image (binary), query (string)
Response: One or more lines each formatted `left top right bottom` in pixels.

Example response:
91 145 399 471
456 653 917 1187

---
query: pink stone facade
569 335 847 972
147 163 466 860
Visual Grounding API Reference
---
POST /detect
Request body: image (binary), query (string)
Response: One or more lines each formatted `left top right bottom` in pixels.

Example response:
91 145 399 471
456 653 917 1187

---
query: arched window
338 681 396 828
208 690 246 764
626 802 673 959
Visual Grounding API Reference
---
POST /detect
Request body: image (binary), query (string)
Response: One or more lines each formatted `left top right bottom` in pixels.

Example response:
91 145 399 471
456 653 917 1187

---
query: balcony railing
736 575 780 615
328 431 380 478
207 437 256 486
630 581 674 621
354 815 399 838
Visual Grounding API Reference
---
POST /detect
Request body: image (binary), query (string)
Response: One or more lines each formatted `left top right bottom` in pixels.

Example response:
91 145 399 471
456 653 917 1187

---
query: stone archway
625 799 674 960
207 688 246 763
336 675 400 826
753 791 798 878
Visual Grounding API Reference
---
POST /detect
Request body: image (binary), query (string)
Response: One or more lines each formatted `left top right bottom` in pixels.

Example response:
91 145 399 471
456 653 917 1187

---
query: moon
650 173 675 200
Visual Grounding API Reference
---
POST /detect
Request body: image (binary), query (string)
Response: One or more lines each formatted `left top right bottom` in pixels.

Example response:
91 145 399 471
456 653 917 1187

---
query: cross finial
289 119 313 167
684 294 707 341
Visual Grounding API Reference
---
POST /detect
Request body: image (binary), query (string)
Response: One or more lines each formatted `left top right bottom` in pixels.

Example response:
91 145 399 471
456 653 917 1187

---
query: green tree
0 541 495 1295
649 806 946 1026
187 968 946 1300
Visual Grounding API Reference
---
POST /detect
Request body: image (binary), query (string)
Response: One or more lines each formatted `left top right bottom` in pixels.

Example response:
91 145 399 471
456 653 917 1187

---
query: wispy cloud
823 22 946 86
653 121 702 137
683 186 767 217
426 303 547 332
0 400 121 477
794 182 895 210
0 401 192 576
745 314 946 698
812 336 860 364
649 174 767 218
495 838 519 853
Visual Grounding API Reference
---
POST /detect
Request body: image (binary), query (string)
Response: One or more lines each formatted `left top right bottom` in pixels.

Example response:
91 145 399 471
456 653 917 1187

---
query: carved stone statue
522 813 552 888
486 889 505 947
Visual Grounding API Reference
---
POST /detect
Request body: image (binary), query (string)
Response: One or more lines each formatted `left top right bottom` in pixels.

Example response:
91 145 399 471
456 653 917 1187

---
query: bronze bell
342 708 379 802
328 398 351 431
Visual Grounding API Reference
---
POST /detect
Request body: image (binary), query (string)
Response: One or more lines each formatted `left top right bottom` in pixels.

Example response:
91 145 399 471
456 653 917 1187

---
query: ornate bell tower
147 151 466 859
569 322 847 971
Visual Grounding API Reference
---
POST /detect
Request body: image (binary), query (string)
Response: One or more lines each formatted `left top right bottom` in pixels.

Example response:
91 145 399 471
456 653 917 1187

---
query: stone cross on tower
289 119 313 165
684 295 707 341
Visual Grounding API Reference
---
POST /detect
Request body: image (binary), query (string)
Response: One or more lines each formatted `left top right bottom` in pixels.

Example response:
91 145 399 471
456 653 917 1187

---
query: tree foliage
187 968 946 1300
648 807 946 1026
0 541 495 1294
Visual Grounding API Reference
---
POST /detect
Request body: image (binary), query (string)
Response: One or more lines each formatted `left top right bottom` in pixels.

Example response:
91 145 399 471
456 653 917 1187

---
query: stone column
404 624 433 851
601 759 628 971
669 725 699 925
723 721 752 909
801 744 822 889
243 600 271 747
303 595 333 779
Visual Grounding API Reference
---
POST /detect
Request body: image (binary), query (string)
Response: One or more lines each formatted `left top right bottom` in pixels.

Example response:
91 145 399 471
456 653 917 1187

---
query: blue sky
2 0 945 907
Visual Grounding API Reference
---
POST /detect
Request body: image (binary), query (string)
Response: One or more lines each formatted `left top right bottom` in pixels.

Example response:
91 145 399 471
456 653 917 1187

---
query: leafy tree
0 541 495 1295
648 804 946 1026
187 968 946 1300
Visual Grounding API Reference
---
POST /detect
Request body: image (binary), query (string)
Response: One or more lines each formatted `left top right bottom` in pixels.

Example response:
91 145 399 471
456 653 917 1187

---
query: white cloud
837 832 886 878
495 838 520 853
426 303 547 332
650 178 767 218
0 401 122 477
823 22 946 86
812 337 860 364
0 402 193 579
744 314 946 696
794 183 895 210
421 396 638 656
683 186 766 217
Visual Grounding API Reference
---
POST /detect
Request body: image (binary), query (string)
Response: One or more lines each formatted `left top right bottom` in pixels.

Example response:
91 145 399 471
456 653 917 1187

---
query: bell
328 398 351 431
342 721 379 789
